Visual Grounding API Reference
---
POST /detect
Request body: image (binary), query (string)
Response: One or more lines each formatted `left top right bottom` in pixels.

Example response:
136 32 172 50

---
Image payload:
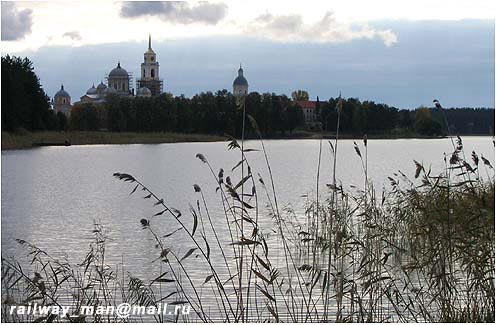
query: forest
70 92 495 137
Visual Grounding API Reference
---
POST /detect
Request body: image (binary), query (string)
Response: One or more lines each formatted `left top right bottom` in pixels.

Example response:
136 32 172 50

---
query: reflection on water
1 137 494 321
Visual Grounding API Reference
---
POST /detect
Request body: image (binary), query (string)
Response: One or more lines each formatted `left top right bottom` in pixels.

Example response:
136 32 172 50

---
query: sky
1 0 495 109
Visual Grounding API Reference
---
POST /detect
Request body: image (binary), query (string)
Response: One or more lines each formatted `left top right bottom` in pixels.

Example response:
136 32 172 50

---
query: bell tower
142 34 159 80
137 34 163 96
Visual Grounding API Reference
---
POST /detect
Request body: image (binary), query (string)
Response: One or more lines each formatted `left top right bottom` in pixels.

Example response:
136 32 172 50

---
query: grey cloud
255 14 302 33
63 31 82 41
247 12 397 46
120 1 227 25
1 2 33 41
120 1 165 17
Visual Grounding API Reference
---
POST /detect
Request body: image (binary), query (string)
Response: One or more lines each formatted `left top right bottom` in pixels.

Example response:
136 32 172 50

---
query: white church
54 35 249 113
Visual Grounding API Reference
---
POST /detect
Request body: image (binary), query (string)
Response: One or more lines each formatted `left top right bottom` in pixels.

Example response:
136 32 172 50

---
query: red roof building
295 100 318 125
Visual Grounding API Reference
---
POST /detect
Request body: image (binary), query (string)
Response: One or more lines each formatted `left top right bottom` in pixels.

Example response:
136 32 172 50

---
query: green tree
69 103 99 131
291 90 309 101
398 109 413 129
415 107 442 135
1 55 54 131
269 93 285 134
55 112 67 131
283 103 304 133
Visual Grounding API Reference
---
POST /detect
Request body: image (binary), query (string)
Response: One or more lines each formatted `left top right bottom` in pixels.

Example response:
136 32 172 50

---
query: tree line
317 98 494 136
2 55 494 137
1 55 66 131
70 92 495 137
70 91 306 136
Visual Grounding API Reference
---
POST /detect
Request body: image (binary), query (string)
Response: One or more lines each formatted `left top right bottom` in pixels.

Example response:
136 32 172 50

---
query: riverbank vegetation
1 129 452 150
2 98 494 322
0 130 224 150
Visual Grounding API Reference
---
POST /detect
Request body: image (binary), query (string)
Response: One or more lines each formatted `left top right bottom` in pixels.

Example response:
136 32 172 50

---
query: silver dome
54 84 70 98
96 81 107 90
104 86 117 94
137 87 152 97
86 84 97 95
109 62 129 77
233 75 248 87
233 66 248 87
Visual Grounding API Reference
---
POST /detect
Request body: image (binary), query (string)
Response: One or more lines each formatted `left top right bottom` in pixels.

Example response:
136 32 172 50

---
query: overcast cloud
2 2 493 109
62 31 82 41
21 20 493 109
1 2 33 41
247 12 397 46
120 1 227 25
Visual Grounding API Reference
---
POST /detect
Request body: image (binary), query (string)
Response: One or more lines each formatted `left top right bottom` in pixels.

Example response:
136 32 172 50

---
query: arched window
143 69 145 77
62 99 66 104
114 83 117 90
122 83 125 91
151 69 155 78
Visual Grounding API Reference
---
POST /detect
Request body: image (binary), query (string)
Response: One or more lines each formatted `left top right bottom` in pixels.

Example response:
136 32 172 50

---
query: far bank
3 130 487 150
1 131 225 150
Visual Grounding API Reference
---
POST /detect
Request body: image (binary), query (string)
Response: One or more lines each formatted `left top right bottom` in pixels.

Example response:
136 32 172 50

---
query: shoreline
1 131 492 150
1 131 226 150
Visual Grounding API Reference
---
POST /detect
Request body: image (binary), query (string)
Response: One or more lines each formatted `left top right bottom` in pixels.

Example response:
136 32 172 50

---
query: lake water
1 137 494 321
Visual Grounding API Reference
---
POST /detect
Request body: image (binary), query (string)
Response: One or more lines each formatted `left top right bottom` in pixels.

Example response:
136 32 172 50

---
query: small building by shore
294 100 318 126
